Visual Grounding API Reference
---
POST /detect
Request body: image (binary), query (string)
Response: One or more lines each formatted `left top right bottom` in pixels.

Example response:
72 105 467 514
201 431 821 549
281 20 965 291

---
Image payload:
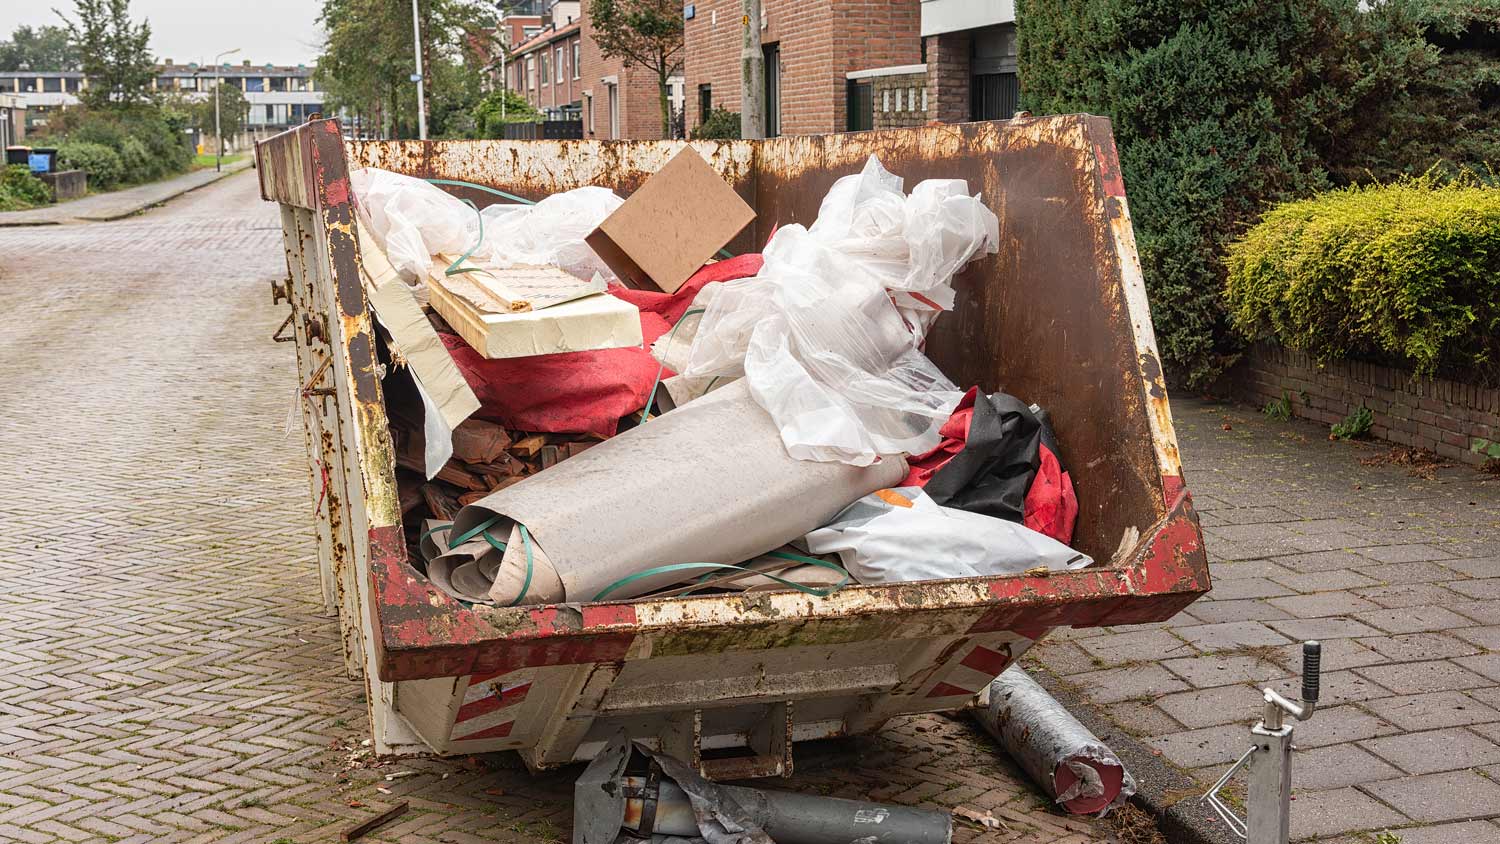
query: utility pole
739 0 764 139
411 0 428 140
214 48 241 172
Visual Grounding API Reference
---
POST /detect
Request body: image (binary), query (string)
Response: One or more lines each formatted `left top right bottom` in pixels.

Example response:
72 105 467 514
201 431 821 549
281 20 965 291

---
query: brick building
922 0 1019 124
507 20 585 117
681 0 1020 135
682 0 922 136
499 0 679 138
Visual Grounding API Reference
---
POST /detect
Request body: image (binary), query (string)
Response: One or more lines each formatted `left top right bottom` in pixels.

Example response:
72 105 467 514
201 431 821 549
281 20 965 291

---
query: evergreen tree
1016 0 1418 387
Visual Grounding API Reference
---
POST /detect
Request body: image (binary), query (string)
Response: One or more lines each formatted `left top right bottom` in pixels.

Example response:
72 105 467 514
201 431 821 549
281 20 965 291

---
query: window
882 89 889 112
555 47 563 85
585 91 593 132
270 76 287 92
921 88 928 112
909 87 917 111
540 52 549 85
245 77 265 93
572 42 580 79
265 104 275 121
846 80 873 131
895 88 903 111
43 77 62 93
65 77 80 93
698 84 711 122
526 55 536 90
156 76 174 90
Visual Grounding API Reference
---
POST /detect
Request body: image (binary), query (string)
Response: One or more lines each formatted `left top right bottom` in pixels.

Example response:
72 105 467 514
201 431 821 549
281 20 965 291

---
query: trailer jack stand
1202 641 1322 844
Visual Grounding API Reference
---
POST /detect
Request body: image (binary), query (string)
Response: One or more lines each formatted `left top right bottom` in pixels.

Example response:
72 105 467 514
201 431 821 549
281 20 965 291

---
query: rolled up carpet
430 379 907 605
973 667 1136 816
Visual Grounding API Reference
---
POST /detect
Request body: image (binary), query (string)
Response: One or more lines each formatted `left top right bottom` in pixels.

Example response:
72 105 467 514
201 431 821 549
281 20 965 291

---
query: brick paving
1031 400 1500 842
0 160 251 226
0 172 1111 844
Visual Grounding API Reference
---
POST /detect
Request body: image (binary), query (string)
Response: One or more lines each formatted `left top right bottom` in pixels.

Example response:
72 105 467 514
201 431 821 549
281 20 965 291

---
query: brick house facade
507 22 585 116
681 0 922 136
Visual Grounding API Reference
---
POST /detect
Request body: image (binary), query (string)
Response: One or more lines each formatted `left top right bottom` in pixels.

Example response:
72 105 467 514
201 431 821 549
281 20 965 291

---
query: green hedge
0 164 51 210
59 141 125 189
1225 176 1500 379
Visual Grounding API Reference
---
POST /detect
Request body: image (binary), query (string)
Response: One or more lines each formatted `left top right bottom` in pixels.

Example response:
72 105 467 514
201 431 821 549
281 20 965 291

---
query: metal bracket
271 277 290 305
271 312 295 343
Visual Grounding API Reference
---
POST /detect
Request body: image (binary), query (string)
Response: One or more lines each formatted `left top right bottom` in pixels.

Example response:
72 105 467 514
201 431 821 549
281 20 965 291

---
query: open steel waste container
256 116 1209 775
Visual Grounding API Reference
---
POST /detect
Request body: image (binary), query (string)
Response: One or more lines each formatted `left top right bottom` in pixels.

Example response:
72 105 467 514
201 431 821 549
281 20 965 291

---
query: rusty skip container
256 116 1209 776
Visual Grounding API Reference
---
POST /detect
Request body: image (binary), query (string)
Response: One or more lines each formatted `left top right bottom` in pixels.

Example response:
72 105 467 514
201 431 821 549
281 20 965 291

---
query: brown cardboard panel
585 146 756 293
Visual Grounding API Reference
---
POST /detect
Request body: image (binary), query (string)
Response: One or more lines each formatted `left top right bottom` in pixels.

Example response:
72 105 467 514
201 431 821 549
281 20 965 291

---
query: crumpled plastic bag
350 167 477 283
667 156 999 465
476 186 623 281
803 486 1092 584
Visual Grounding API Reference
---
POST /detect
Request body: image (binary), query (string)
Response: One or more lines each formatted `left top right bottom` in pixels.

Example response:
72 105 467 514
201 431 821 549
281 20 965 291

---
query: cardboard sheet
432 380 906 605
585 146 755 293
427 274 644 360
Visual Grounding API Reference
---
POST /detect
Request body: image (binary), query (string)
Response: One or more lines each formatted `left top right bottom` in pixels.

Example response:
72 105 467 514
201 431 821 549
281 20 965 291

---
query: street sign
410 73 422 82
684 4 694 19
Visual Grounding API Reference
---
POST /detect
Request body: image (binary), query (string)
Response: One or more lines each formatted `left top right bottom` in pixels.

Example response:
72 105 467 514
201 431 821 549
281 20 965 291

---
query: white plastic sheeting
350 168 622 284
667 156 999 465
803 486 1092 585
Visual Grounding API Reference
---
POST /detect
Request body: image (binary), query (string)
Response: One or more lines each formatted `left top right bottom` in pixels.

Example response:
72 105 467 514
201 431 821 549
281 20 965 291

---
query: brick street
0 172 1109 844
1032 402 1500 842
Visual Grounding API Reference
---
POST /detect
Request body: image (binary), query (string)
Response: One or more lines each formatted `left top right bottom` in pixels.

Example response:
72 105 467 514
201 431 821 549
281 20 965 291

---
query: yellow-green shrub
1225 175 1500 379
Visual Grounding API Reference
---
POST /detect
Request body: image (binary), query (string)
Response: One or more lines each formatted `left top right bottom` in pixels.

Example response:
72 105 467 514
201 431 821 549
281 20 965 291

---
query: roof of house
510 19 582 57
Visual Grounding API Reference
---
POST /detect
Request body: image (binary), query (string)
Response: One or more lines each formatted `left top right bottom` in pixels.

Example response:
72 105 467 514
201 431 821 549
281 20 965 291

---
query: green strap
426 516 531 607
592 553 850 602
443 198 485 277
501 524 535 608
639 306 706 425
425 177 535 206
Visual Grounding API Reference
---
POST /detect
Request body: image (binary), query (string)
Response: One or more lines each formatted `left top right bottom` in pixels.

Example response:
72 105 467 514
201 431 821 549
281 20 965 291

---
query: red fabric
901 387 977 487
1024 443 1078 544
608 252 764 324
443 256 762 438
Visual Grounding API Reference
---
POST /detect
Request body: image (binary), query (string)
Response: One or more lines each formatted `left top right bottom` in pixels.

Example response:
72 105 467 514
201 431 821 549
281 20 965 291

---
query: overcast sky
1 0 326 66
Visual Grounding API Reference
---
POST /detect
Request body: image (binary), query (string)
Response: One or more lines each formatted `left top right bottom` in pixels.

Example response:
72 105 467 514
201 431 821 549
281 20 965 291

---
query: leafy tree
59 0 154 109
163 83 247 141
589 0 684 138
470 88 539 137
1016 0 1424 388
0 25 81 71
316 0 491 139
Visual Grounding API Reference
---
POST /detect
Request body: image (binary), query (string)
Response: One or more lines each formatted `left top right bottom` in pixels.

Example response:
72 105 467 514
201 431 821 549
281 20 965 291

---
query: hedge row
49 107 193 190
1224 176 1500 380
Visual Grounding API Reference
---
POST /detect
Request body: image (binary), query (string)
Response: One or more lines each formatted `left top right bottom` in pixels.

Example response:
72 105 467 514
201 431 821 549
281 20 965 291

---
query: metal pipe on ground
973 667 1136 816
621 776 952 844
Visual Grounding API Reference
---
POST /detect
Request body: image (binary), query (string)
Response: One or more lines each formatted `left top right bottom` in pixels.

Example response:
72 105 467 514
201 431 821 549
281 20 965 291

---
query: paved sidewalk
0 159 253 226
1033 399 1500 843
0 171 1112 844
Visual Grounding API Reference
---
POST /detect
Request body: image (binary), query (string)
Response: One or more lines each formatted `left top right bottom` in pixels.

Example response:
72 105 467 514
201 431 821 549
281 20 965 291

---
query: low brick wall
1223 342 1500 466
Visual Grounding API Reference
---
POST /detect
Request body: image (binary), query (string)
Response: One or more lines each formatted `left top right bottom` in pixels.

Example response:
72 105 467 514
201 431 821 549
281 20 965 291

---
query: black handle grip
1302 640 1322 703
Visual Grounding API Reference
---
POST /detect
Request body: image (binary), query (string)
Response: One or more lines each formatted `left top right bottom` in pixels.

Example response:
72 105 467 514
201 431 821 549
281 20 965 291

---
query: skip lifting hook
1202 641 1322 844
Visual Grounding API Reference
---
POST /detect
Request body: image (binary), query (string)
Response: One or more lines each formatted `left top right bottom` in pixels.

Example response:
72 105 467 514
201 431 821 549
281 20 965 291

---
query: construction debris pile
350 146 1093 610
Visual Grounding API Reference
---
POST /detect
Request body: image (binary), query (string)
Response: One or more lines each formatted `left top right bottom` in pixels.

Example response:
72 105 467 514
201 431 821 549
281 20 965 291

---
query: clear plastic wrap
350 167 477 283
673 156 998 465
476 186 623 281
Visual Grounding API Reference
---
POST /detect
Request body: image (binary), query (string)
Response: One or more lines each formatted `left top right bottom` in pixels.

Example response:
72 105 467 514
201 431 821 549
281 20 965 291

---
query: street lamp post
214 48 241 172
411 0 428 140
